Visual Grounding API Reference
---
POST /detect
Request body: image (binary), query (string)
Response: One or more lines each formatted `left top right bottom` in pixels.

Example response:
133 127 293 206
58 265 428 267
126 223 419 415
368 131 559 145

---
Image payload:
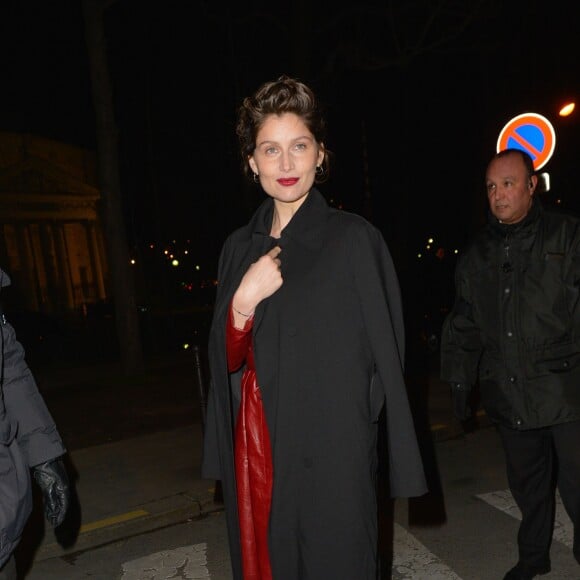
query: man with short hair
441 148 580 580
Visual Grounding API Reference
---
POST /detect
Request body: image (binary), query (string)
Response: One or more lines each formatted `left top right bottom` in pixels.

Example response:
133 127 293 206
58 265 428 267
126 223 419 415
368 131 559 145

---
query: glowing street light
559 102 575 117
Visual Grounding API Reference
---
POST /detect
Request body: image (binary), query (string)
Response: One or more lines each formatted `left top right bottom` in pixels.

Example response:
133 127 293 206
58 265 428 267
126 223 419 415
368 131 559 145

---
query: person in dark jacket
440 148 580 580
0 268 69 580
201 75 427 579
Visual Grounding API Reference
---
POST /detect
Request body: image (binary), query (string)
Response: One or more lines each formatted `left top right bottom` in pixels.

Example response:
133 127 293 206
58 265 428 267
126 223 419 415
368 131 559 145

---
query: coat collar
249 188 329 250
487 195 542 238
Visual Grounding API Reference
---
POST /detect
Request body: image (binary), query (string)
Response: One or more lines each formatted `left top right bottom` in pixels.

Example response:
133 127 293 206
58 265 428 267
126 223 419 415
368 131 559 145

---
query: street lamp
558 102 575 117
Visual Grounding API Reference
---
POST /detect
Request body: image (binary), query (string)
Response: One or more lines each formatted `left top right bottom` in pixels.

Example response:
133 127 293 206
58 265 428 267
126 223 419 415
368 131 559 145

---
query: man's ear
529 174 538 194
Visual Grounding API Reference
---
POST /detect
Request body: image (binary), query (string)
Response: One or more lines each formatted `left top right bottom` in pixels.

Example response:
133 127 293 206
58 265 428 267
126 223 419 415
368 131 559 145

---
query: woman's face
248 112 324 210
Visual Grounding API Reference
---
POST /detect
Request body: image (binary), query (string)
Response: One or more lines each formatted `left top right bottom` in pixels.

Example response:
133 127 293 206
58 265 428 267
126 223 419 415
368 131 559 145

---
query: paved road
11 351 578 579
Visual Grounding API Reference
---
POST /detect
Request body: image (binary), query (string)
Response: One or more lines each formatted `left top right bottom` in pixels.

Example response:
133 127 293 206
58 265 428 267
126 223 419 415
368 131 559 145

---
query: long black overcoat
201 189 426 579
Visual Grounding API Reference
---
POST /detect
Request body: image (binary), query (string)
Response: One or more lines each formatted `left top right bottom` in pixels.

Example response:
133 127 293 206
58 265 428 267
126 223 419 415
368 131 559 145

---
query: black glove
33 457 70 528
450 382 472 421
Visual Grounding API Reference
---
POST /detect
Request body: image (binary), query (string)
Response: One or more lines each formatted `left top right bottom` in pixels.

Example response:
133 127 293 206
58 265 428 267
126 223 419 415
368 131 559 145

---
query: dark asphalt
34 350 204 451
12 347 578 579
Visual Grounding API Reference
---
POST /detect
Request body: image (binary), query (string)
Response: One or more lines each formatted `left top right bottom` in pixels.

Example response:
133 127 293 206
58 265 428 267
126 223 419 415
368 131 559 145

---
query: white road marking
121 542 210 579
118 491 571 580
393 522 462 579
477 489 574 549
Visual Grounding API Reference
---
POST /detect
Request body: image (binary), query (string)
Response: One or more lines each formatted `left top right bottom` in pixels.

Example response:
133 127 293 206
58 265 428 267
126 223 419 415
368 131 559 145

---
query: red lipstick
277 178 299 186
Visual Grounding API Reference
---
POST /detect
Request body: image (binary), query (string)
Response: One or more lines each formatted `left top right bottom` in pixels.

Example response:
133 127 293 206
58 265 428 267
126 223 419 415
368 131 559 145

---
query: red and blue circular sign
496 113 556 170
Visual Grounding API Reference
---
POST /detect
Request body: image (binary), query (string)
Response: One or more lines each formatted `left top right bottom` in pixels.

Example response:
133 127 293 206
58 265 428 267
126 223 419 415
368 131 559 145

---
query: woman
202 76 426 580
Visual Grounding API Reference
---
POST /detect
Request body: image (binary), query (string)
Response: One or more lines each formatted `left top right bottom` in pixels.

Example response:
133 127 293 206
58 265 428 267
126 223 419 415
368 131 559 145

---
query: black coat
202 190 426 579
441 200 580 429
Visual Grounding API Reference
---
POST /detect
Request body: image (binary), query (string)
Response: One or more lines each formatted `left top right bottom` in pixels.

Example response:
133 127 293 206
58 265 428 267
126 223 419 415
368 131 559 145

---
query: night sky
1 0 579 285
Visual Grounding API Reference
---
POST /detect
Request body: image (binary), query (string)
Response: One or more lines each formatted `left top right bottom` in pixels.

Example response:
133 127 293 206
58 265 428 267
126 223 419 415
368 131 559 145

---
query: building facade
0 133 108 314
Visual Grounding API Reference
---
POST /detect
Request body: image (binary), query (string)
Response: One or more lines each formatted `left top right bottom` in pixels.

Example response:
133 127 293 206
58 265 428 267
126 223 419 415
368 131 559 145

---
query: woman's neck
271 194 308 237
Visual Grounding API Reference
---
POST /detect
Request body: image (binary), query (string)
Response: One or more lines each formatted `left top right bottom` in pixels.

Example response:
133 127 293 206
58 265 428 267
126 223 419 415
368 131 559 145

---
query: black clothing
498 421 580 567
440 199 580 571
441 199 580 429
503 560 551 580
0 555 16 580
202 189 427 579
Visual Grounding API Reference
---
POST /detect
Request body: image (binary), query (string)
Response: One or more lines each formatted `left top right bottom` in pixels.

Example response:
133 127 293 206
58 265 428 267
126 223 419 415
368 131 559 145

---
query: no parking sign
496 112 556 170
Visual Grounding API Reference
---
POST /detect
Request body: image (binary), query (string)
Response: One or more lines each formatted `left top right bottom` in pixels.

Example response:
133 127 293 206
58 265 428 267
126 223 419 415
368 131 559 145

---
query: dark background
0 0 578 361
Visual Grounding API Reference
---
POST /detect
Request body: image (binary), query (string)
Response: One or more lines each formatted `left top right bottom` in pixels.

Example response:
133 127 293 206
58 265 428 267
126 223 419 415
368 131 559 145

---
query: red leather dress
226 306 273 580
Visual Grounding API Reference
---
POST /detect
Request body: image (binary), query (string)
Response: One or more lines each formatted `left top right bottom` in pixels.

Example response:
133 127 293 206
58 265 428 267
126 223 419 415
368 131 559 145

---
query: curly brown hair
236 75 329 182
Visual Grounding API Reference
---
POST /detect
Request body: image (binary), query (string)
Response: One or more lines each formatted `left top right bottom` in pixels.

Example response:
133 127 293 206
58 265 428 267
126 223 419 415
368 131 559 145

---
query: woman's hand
232 246 283 323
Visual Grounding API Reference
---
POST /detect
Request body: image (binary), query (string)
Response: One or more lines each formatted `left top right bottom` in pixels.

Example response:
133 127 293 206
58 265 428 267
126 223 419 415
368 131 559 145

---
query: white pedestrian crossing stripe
477 489 574 549
118 492 573 579
392 523 462 579
392 488 574 579
121 542 210 579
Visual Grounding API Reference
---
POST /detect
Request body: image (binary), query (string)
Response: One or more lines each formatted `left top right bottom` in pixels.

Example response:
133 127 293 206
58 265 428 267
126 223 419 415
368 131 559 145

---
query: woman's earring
253 172 259 183
315 165 324 176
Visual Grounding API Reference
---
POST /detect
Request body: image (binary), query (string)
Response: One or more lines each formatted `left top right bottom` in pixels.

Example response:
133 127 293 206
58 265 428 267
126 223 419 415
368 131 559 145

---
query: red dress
226 306 273 580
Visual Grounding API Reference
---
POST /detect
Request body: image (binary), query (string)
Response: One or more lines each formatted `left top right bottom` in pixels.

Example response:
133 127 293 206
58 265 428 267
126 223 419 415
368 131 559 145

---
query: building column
87 221 107 300
38 224 62 313
0 225 11 270
53 223 75 310
14 224 40 310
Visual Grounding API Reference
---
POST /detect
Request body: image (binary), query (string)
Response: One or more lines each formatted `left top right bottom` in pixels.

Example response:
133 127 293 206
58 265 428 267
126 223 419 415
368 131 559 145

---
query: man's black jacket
441 199 580 429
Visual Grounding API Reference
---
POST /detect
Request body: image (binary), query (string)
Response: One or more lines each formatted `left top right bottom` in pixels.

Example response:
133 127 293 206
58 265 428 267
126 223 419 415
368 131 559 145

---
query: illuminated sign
496 112 555 170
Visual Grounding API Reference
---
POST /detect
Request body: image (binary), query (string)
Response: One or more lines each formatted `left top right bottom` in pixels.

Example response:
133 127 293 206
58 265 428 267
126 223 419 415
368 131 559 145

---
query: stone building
0 133 108 314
